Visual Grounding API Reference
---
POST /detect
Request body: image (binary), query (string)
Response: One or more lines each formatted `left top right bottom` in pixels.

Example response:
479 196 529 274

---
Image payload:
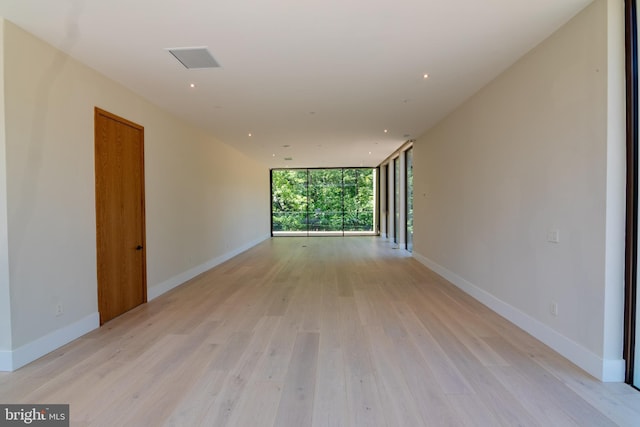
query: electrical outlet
547 230 560 243
55 303 63 317
550 301 558 317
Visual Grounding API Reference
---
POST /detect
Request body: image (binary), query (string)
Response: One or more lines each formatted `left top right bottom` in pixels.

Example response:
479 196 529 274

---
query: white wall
0 19 13 358
602 0 626 372
1 20 270 370
412 0 625 381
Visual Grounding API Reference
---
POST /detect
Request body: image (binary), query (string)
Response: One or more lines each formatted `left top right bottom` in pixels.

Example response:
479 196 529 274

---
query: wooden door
95 107 147 324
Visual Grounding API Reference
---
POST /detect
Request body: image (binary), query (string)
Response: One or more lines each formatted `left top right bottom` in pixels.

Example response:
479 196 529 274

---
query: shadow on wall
13 0 84 257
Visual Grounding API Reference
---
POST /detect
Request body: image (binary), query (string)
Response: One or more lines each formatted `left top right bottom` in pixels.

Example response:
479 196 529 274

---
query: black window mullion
625 0 639 388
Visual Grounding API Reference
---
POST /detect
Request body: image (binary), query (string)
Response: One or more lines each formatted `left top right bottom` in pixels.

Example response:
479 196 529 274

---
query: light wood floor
1 237 639 426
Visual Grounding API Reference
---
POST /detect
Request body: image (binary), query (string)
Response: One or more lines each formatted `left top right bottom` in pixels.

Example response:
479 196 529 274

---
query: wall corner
602 0 627 371
0 17 14 366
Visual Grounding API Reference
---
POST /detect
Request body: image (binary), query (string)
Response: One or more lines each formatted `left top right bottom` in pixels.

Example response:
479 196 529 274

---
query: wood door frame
94 107 147 324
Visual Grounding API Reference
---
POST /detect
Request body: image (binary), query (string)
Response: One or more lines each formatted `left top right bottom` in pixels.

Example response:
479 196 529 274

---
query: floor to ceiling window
394 157 400 244
378 142 414 250
271 168 377 236
406 147 414 252
308 169 344 236
271 169 309 233
379 165 387 237
634 0 640 390
343 168 376 233
626 0 639 390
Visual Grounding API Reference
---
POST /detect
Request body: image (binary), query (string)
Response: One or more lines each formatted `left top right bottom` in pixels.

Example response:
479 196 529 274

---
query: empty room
1 0 640 425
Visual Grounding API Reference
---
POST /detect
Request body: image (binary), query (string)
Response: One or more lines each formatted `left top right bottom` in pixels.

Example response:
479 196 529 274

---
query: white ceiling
0 0 592 168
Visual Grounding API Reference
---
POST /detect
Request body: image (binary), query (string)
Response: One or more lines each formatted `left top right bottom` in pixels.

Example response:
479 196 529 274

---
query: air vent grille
166 47 220 69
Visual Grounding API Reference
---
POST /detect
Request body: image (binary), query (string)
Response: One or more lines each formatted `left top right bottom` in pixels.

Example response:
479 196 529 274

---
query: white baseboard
412 252 625 382
0 312 99 372
0 235 272 372
148 234 271 301
0 350 11 371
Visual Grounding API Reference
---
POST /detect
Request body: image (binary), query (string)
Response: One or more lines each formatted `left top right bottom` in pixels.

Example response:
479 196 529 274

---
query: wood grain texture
1 237 639 426
94 107 146 325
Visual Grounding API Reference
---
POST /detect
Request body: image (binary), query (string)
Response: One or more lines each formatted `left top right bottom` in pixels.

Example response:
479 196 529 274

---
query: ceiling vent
166 47 220 69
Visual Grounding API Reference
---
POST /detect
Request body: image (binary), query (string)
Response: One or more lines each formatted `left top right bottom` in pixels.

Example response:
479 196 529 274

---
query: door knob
135 245 143 250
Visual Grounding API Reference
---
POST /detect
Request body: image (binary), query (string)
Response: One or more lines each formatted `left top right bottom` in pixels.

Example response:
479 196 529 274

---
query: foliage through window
271 168 376 235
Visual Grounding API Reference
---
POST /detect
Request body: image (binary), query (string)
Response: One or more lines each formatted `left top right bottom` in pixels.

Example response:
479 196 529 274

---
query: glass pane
406 148 414 252
394 158 400 244
636 283 640 387
272 168 377 236
271 169 308 234
635 2 640 390
381 165 386 236
344 169 375 232
308 169 344 234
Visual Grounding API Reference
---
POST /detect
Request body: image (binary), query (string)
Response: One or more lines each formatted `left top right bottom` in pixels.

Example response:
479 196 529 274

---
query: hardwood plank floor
1 237 639 426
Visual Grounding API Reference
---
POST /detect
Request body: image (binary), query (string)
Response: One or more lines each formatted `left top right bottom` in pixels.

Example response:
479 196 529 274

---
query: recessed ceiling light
248 133 252 137
190 83 196 88
384 129 388 133
423 73 429 79
368 151 372 155
272 154 276 157
282 144 290 148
